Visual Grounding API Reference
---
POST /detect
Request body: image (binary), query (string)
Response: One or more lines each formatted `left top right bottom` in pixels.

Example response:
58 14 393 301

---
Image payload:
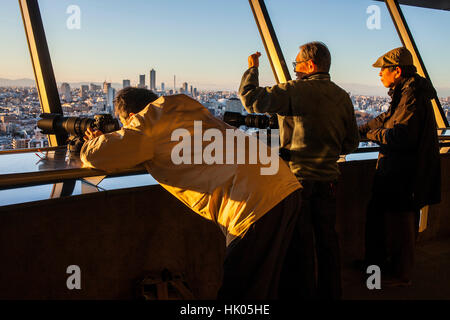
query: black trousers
282 180 341 300
217 189 302 300
364 193 420 281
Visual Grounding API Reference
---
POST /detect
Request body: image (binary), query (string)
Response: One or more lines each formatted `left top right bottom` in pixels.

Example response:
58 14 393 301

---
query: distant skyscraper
161 82 165 91
182 82 188 94
123 79 131 88
60 83 72 101
103 81 111 94
194 88 198 97
139 75 146 88
150 69 156 91
106 87 116 113
80 85 89 99
90 83 100 91
190 85 193 96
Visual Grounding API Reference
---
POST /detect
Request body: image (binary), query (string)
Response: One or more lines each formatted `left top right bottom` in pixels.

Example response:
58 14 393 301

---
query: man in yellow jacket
81 87 302 299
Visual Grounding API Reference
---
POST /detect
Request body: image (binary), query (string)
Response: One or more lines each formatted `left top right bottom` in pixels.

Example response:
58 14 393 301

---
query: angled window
399 4 450 124
38 0 274 118
0 0 46 151
264 0 402 126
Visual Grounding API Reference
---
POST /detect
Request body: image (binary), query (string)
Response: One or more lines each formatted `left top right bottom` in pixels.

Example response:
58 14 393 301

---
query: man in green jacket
359 47 441 286
239 41 359 299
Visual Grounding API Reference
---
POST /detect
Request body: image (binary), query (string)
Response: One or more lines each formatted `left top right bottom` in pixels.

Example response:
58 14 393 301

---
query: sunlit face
379 66 401 88
119 115 128 126
118 113 133 127
294 50 316 80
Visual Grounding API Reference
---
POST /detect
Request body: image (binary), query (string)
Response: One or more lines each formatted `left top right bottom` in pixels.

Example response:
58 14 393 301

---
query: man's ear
395 66 402 78
308 60 318 73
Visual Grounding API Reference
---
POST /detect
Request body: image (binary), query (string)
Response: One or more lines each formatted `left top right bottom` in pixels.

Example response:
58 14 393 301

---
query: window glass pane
38 0 275 120
265 0 402 130
0 0 45 151
400 4 450 124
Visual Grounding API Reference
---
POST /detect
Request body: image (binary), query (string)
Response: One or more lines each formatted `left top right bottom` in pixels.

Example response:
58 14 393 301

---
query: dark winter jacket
359 74 441 209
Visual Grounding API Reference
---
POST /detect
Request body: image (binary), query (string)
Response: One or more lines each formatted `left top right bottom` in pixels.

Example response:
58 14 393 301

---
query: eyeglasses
292 59 311 68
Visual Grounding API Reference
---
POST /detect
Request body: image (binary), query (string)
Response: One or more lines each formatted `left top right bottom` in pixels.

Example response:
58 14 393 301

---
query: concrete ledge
0 154 448 299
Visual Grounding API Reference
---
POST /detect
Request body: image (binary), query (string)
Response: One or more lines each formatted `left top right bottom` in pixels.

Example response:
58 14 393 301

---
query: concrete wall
0 154 448 299
336 154 450 261
0 186 226 299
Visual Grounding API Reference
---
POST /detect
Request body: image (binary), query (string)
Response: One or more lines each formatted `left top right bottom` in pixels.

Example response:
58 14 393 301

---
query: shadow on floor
342 238 450 300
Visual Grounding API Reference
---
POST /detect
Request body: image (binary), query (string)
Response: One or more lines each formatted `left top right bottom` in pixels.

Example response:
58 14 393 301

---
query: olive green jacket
239 67 359 181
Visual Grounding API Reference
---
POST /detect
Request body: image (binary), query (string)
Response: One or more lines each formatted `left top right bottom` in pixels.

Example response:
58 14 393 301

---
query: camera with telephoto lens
38 113 120 153
223 111 278 129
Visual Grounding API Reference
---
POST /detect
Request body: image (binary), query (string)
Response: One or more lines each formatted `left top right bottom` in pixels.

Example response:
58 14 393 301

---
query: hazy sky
1 0 449 96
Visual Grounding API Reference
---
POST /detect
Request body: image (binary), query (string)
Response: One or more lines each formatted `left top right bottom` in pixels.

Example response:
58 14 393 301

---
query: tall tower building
182 82 188 94
190 85 193 96
103 81 111 94
150 69 156 91
139 75 146 88
123 79 131 88
161 82 165 91
80 85 89 99
60 83 72 101
173 75 176 92
106 87 116 113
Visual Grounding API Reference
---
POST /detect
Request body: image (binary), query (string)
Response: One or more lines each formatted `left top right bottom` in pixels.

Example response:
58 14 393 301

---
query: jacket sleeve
341 97 360 155
366 91 420 150
358 111 389 139
238 67 292 114
80 115 154 171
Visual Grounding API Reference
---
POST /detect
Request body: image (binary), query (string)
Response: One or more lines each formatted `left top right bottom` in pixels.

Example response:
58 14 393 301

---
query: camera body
38 113 120 153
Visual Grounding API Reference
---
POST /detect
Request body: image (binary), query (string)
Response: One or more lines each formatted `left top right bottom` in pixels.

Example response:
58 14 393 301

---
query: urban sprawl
1 72 449 151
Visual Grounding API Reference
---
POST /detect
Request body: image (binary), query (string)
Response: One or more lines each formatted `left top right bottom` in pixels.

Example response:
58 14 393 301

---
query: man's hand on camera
248 51 261 68
83 127 104 141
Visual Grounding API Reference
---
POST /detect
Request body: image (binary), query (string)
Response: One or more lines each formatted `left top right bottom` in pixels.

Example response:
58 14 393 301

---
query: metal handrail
0 145 66 155
1 135 449 156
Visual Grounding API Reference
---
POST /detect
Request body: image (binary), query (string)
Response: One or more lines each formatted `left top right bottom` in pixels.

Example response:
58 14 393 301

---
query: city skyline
0 0 449 96
2 83 449 151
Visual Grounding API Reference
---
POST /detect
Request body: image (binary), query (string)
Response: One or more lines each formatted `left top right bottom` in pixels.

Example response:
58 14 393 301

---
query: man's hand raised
248 51 261 68
83 127 104 142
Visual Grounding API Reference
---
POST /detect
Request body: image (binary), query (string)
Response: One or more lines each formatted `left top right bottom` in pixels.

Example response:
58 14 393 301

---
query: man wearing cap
359 47 441 286
239 42 360 299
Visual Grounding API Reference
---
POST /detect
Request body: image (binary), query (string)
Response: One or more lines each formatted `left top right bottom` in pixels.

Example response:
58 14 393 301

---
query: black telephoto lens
223 111 278 129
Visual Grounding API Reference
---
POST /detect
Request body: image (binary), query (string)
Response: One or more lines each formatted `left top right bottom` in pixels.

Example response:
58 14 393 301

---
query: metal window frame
14 1 450 134
384 0 449 128
248 0 448 128
18 0 67 146
248 0 291 84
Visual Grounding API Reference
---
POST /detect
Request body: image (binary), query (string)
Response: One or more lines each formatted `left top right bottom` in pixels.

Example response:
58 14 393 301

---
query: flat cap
372 47 414 68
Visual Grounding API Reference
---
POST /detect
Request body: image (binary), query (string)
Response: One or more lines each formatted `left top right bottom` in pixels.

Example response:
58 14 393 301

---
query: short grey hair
299 41 331 72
